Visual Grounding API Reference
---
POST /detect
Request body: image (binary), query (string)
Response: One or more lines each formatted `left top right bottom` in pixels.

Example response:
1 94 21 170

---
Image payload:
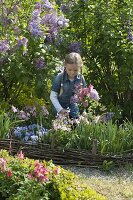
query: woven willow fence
0 139 132 166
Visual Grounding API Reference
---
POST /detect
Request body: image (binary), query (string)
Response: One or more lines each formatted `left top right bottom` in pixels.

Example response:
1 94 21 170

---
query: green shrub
0 150 105 200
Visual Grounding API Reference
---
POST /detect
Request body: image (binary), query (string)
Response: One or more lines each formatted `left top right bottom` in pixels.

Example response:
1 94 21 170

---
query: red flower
7 170 12 177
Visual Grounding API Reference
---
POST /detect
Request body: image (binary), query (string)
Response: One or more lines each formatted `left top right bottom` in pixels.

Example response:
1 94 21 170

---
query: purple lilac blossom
68 42 81 54
28 1 69 40
1 17 11 26
127 30 133 42
17 37 28 47
57 15 69 27
42 0 53 10
35 57 46 69
0 40 10 53
60 1 76 13
41 12 58 26
34 2 42 10
28 11 45 37
13 26 21 34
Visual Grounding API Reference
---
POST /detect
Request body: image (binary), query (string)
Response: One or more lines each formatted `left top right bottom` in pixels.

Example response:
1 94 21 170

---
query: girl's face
65 64 80 79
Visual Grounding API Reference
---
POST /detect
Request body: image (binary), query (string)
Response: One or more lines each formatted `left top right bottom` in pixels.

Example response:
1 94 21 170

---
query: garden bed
0 139 132 166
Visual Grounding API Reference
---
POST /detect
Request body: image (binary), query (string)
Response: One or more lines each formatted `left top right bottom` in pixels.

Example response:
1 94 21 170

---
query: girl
50 52 86 119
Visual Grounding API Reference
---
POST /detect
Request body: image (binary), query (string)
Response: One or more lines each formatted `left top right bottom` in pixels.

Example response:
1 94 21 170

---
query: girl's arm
50 90 63 113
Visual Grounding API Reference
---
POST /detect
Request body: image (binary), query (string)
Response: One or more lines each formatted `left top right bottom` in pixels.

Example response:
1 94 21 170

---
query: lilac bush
0 0 69 106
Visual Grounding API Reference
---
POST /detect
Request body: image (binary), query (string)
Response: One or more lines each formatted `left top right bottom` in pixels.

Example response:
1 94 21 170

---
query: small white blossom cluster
52 113 73 131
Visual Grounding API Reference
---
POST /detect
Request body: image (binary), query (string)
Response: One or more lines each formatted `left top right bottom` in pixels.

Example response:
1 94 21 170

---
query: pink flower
88 84 93 92
27 173 34 180
17 150 24 159
39 174 49 182
42 167 49 175
54 166 60 175
7 170 12 177
1 163 6 172
34 160 40 167
0 158 7 172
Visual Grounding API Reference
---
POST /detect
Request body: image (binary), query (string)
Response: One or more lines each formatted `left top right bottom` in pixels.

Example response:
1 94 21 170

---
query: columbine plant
11 104 49 124
0 150 61 200
70 83 100 111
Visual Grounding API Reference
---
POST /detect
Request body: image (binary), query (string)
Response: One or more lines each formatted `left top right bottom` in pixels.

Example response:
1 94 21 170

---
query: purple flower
28 20 45 37
31 9 41 20
42 0 53 10
70 95 79 104
41 12 58 26
14 130 22 138
13 26 21 34
68 42 81 53
90 89 100 101
34 2 42 10
105 112 115 121
24 136 29 141
31 135 38 142
41 105 49 115
57 16 69 27
0 40 10 53
17 37 28 47
127 30 133 42
17 110 30 120
28 124 37 130
35 57 46 69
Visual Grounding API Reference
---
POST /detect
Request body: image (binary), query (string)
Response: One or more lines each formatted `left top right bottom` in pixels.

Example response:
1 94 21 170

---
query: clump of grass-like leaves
47 120 133 155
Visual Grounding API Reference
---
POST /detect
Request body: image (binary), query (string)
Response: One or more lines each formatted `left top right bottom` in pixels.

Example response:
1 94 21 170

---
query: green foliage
52 169 106 200
0 150 105 200
0 0 67 108
55 0 133 121
102 160 114 171
0 111 10 139
46 120 133 155
0 110 23 139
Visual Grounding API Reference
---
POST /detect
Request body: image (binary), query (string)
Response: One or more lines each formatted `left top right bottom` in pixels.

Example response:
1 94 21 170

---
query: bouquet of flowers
70 83 100 109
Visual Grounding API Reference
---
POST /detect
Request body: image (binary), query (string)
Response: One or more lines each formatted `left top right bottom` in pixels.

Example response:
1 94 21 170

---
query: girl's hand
59 109 69 115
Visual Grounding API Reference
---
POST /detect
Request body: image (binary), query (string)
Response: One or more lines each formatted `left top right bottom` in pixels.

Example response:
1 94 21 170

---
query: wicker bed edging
0 139 132 166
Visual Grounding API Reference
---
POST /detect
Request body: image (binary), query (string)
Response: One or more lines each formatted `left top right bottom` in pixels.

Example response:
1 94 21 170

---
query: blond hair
64 52 83 67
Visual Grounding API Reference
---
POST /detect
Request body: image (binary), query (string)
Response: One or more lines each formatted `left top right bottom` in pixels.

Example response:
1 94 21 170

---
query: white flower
31 135 38 142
